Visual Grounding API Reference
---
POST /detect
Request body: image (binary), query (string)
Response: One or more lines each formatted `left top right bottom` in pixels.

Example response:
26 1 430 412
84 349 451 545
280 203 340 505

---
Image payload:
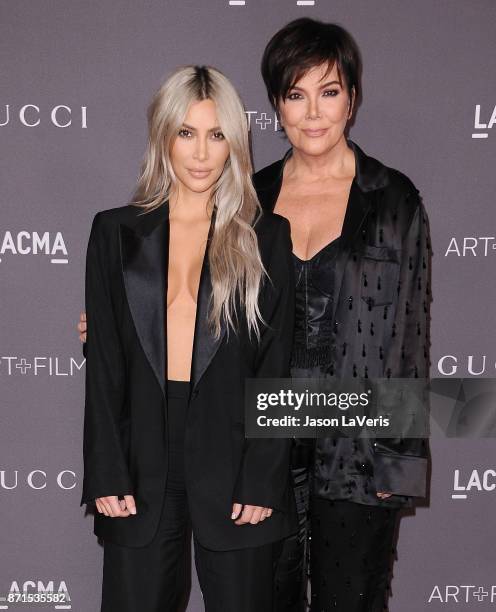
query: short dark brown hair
261 18 362 112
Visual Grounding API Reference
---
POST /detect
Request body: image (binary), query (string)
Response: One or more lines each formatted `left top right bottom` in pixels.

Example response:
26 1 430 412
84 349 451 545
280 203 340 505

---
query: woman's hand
78 311 87 343
95 494 137 517
376 492 392 499
231 503 272 525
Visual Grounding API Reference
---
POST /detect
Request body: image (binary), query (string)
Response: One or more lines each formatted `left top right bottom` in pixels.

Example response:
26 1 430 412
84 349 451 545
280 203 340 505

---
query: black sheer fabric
289 236 410 510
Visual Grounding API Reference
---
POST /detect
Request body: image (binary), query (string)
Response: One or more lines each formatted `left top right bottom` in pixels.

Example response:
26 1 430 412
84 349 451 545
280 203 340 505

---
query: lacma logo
473 104 496 138
1 580 71 608
452 469 496 500
0 231 68 264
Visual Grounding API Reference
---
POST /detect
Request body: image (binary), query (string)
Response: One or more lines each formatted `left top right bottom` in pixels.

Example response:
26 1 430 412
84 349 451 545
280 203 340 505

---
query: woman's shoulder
381 166 428 231
372 166 426 234
91 204 146 228
253 209 290 237
349 138 418 197
351 139 427 231
252 157 285 193
384 165 420 199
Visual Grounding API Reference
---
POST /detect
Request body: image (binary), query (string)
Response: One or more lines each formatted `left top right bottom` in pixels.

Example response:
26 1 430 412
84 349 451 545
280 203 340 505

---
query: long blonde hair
131 65 266 340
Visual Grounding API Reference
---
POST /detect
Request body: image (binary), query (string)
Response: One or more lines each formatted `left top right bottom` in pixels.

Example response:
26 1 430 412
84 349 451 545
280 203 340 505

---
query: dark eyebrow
181 123 222 132
289 80 341 91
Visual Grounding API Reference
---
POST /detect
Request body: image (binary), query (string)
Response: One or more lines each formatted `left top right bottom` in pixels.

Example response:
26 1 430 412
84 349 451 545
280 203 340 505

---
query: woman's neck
286 136 355 183
168 184 214 222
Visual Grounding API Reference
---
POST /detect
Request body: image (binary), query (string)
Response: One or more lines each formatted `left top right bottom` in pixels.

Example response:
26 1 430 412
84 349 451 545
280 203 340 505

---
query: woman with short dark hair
256 18 431 611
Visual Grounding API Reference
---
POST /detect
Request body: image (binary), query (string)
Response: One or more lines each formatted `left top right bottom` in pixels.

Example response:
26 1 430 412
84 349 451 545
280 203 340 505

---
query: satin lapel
120 204 169 399
331 181 374 320
257 179 281 212
255 148 291 212
190 208 226 396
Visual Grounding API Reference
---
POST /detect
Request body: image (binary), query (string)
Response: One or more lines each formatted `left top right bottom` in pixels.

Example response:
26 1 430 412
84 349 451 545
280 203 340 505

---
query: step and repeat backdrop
1 1 495 610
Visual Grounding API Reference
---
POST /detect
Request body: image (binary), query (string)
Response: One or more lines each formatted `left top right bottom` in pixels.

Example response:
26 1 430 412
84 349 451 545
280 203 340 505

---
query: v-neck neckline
292 234 341 263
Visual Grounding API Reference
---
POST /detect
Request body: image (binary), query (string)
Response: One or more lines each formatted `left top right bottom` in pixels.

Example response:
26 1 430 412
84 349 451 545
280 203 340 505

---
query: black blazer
253 138 432 503
80 203 298 550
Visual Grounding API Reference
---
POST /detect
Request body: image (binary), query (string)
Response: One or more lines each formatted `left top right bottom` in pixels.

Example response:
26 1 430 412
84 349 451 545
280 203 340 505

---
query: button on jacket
253 138 432 505
80 203 298 549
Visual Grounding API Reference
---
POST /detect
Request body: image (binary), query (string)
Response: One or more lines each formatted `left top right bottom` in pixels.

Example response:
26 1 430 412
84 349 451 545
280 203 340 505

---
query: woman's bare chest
274 180 352 261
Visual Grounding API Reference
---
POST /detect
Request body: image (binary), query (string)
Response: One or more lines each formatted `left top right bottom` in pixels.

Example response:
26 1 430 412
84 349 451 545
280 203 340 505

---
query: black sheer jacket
253 138 432 507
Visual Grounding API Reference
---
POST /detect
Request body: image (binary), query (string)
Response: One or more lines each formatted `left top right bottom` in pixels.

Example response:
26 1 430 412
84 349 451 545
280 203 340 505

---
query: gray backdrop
1 1 495 610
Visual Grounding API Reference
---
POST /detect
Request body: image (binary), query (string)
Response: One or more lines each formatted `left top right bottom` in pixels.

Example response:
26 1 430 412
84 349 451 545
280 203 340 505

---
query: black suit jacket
80 203 298 549
253 138 432 503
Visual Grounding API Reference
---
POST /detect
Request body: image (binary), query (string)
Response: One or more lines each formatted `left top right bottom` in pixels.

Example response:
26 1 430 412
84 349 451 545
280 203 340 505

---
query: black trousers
310 498 398 612
101 380 281 612
274 453 399 612
273 443 312 612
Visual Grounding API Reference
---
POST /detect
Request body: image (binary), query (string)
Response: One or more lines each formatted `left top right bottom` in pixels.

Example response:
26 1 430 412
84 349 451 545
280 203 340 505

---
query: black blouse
290 236 410 508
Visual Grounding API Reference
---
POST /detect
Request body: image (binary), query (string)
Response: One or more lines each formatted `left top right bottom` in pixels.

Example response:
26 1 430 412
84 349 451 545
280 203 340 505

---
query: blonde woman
80 65 297 611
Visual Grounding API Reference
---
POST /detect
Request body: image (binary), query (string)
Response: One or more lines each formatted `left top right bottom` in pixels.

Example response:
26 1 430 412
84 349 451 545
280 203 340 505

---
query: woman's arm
78 311 87 354
373 187 432 497
80 212 134 506
232 217 295 513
